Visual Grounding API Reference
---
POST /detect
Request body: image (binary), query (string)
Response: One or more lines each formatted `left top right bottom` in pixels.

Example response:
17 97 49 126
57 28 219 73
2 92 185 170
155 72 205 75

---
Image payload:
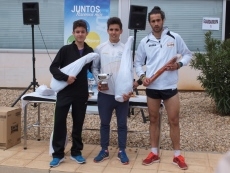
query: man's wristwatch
139 74 146 82
137 79 143 85
177 62 183 69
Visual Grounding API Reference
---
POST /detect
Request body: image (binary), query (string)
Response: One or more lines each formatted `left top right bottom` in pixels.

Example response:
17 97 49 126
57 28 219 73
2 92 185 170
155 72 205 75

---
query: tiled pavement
0 140 223 173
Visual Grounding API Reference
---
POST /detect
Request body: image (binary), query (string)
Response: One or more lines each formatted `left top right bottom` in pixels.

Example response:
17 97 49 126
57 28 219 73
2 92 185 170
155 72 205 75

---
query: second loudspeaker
128 5 147 30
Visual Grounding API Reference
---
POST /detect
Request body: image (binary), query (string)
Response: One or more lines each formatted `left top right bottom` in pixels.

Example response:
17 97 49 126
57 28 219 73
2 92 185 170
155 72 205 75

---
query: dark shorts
146 88 178 100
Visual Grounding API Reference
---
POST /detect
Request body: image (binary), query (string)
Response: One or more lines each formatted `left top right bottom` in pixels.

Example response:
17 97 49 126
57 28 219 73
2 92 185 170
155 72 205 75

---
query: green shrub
190 31 230 115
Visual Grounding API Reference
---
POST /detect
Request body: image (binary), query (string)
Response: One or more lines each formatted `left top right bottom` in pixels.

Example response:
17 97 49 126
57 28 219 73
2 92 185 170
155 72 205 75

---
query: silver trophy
97 73 112 90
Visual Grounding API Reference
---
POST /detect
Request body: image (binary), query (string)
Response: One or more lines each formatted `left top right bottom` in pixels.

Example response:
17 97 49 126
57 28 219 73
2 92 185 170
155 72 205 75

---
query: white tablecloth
21 92 147 109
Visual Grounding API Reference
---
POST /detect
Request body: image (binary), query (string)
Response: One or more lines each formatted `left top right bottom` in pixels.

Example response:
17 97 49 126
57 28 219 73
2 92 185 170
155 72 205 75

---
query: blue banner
64 0 110 49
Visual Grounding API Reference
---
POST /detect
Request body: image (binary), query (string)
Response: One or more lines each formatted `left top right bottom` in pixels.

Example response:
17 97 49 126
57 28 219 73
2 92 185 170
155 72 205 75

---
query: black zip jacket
50 41 94 97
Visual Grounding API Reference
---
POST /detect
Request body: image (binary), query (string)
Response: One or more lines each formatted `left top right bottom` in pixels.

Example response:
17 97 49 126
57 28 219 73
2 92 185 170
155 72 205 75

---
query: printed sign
64 0 110 49
202 17 220 30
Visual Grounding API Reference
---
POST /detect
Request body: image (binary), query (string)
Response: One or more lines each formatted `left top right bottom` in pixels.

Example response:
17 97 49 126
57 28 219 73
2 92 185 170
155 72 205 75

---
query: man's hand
122 92 132 102
143 77 151 87
67 76 76 85
97 82 102 91
133 81 139 89
166 62 178 71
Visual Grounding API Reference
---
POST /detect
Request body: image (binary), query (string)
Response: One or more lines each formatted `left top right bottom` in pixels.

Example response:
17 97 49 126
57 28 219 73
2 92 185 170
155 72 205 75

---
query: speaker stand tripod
11 24 39 107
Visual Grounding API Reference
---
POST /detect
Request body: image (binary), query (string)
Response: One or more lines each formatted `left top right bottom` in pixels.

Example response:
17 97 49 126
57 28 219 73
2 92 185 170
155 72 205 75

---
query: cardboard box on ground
0 107 21 149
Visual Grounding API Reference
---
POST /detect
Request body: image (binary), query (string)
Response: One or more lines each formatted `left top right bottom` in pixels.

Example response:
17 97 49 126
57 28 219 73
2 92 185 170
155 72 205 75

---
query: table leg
24 104 28 149
37 103 41 141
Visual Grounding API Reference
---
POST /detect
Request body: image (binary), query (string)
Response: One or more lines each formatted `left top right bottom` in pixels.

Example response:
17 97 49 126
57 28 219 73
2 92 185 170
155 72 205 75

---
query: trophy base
101 83 109 90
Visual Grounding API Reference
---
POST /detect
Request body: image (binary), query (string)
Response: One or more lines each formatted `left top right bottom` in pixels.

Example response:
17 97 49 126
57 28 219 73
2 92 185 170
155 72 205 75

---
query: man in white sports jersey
91 17 131 165
134 6 192 170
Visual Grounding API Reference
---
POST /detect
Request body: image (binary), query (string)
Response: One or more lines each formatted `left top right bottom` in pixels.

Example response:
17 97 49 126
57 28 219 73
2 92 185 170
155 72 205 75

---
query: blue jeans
97 92 129 150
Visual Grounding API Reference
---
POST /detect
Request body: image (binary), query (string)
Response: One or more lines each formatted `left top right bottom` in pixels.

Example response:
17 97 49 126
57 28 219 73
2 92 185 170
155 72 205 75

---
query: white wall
0 51 55 88
178 65 202 91
0 51 203 90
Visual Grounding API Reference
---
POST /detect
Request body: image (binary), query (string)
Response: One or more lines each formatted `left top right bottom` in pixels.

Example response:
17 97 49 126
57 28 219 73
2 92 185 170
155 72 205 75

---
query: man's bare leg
147 97 162 148
164 93 188 170
142 97 162 166
164 93 180 150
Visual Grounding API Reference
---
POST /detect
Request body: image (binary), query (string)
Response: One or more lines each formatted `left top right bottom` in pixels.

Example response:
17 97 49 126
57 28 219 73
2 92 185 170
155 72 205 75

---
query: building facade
0 0 229 89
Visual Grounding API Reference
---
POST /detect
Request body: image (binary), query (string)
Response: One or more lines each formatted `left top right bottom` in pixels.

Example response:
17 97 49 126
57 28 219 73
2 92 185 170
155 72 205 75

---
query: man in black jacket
49 20 93 167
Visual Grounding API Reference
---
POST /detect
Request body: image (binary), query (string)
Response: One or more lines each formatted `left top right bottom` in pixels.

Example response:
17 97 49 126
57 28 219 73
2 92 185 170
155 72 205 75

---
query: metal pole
31 24 36 92
132 29 137 61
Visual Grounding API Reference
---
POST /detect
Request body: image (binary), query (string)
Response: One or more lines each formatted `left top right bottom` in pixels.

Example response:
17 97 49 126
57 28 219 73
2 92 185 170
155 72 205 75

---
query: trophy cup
97 73 112 90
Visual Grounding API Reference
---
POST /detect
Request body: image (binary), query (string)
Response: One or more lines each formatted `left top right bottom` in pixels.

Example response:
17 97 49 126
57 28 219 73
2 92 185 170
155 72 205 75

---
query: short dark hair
107 17 122 30
148 6 165 22
73 20 87 32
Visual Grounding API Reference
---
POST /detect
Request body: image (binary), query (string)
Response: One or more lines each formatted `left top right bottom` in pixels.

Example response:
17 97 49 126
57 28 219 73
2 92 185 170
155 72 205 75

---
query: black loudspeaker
22 2 40 25
128 5 147 30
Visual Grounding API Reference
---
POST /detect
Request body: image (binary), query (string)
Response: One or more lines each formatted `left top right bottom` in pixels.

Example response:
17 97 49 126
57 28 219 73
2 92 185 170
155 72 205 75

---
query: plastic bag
50 52 99 92
115 36 134 102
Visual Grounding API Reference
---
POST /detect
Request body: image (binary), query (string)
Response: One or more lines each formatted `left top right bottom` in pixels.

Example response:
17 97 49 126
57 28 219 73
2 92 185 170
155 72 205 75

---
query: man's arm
176 35 193 66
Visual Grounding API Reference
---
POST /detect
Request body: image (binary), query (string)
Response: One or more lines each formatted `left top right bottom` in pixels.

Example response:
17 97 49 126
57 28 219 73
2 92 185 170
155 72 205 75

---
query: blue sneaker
117 150 129 165
70 155 86 164
94 150 109 163
50 157 64 167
